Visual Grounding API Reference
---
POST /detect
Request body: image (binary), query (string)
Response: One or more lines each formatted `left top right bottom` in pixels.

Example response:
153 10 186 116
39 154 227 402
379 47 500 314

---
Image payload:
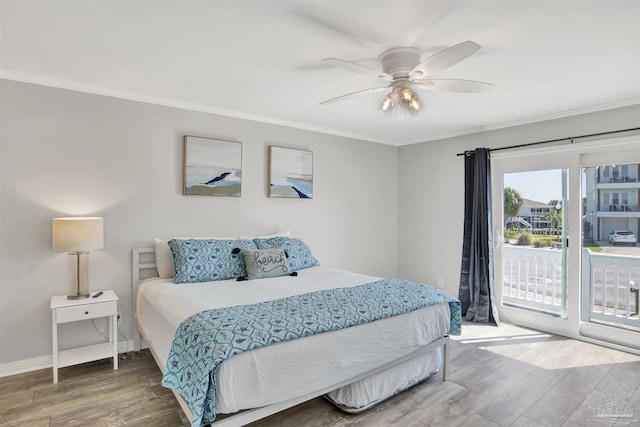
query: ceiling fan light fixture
398 86 418 108
378 92 396 116
407 100 421 116
321 40 492 117
397 86 421 114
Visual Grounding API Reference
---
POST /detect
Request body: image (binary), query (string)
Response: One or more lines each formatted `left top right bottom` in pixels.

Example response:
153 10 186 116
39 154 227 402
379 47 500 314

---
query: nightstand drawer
55 301 116 323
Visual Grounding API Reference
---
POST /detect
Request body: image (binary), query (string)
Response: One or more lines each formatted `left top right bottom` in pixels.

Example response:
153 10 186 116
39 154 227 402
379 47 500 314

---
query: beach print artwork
184 136 242 196
268 146 313 199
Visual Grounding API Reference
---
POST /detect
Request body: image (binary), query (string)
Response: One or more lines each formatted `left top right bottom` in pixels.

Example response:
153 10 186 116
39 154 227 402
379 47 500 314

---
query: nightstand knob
85 311 89 315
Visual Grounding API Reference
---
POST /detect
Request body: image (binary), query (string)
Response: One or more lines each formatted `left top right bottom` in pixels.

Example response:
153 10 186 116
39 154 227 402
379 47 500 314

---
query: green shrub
532 237 554 248
517 232 532 246
504 229 518 240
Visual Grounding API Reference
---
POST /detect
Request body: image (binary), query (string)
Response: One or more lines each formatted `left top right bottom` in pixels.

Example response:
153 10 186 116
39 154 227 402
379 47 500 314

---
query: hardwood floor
1 322 639 426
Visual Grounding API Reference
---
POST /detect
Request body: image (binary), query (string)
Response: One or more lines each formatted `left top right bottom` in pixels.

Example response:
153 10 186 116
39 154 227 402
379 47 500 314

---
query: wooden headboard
132 247 158 351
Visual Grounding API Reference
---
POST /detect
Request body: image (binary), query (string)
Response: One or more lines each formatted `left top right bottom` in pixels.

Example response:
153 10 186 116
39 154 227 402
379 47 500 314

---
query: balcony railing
598 176 638 183
581 249 640 331
502 246 639 330
502 246 564 316
599 204 638 212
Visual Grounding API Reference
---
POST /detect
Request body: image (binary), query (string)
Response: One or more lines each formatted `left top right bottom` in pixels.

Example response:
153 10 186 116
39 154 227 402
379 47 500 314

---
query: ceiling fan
320 40 494 116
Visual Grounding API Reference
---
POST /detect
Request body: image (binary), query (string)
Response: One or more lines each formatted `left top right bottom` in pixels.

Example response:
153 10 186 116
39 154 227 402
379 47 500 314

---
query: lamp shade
52 217 104 252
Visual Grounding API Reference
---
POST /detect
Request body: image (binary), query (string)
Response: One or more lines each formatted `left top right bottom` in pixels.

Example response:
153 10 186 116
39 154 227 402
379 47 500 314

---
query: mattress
136 266 450 414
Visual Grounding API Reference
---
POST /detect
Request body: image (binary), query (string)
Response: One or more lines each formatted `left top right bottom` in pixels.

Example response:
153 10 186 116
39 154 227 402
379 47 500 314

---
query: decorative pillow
241 248 291 280
154 236 237 278
154 238 175 279
253 237 318 272
169 239 257 283
239 230 291 240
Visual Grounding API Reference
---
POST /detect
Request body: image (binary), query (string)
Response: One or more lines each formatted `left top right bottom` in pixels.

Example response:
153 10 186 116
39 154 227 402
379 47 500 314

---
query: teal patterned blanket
161 279 461 427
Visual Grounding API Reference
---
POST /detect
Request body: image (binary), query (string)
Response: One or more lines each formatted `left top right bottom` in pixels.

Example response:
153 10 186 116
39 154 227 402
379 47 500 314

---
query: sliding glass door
501 169 568 318
580 156 640 348
491 135 639 348
493 155 576 336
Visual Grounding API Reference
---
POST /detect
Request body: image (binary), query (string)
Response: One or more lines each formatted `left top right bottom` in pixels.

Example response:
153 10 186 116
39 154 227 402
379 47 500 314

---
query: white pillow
154 238 174 279
239 230 291 240
153 236 237 279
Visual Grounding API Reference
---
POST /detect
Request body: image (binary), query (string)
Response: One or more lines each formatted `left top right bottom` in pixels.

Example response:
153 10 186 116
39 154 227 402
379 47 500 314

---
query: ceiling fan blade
409 40 481 79
293 9 375 50
323 58 393 82
319 86 390 105
414 79 495 93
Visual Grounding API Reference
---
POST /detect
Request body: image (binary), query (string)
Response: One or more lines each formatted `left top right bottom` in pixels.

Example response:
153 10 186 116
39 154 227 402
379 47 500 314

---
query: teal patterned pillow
253 237 318 272
169 239 257 283
241 248 290 280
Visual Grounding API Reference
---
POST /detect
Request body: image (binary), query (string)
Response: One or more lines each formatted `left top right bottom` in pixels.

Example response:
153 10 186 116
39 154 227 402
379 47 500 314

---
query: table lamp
52 217 104 299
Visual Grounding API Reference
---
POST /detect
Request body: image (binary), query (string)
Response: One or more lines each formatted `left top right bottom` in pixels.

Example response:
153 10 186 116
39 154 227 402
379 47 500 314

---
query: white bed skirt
326 346 442 410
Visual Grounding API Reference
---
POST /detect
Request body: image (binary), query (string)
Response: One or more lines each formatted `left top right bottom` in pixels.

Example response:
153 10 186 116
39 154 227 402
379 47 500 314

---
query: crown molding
403 98 640 146
0 70 393 146
2 70 636 148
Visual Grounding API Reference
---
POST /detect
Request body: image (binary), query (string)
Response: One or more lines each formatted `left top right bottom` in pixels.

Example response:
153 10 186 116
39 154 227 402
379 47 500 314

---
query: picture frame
268 146 313 199
183 135 242 196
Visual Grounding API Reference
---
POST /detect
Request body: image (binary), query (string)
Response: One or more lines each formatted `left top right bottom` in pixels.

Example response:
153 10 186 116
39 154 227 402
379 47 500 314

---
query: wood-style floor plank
479 366 572 426
1 323 639 427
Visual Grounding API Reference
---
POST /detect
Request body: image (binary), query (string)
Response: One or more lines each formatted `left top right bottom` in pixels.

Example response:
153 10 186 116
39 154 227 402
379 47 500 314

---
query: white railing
502 246 564 316
502 246 640 330
581 249 640 331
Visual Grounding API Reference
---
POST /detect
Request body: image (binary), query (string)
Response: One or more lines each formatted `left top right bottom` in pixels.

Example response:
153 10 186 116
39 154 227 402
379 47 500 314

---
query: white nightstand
50 290 119 383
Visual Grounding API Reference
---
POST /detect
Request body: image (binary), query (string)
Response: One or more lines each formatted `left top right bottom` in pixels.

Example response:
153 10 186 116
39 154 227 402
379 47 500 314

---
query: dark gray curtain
458 148 499 324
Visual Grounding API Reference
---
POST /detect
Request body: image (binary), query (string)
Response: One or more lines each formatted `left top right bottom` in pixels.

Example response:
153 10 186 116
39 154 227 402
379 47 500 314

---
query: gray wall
397 104 640 298
0 80 399 365
2 78 637 369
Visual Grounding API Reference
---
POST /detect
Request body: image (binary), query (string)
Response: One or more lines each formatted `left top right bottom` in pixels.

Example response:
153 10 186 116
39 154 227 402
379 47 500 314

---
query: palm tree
504 187 523 229
548 199 562 235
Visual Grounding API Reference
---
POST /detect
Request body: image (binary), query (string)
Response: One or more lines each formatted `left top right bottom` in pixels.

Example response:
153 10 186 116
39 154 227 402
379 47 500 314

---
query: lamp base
67 251 91 300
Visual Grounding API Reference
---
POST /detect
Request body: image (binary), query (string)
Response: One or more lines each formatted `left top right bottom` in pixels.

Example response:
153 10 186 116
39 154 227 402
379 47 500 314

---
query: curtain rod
456 127 640 157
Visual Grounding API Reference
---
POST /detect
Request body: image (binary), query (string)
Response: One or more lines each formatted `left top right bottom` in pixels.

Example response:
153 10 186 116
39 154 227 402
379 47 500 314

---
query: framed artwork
268 146 313 198
183 135 242 196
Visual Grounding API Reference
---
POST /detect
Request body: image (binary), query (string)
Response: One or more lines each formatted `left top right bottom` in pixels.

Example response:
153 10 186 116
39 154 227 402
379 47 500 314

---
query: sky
503 169 562 204
186 136 241 168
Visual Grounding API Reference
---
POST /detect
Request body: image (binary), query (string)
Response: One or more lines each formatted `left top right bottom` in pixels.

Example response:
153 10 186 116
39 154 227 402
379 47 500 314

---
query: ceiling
1 1 639 146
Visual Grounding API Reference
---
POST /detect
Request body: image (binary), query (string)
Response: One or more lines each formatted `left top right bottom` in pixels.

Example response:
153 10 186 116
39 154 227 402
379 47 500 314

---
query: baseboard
115 339 138 355
0 340 136 378
0 354 52 377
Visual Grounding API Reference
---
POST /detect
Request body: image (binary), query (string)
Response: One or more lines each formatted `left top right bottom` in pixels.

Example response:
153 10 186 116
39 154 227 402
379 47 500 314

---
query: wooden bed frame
132 247 450 426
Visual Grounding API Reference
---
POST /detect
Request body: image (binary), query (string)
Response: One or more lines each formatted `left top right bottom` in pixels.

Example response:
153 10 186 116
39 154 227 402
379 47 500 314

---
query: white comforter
136 266 450 413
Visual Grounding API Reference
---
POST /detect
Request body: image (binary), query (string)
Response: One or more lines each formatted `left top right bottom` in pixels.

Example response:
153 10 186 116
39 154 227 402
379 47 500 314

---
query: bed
132 237 460 427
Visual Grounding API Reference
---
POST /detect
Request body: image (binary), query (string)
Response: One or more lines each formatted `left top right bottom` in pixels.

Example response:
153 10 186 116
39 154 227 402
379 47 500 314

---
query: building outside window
584 163 640 241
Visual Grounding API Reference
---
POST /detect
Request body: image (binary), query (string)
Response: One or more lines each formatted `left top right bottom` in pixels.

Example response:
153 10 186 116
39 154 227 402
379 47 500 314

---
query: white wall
397 104 640 297
0 80 399 367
